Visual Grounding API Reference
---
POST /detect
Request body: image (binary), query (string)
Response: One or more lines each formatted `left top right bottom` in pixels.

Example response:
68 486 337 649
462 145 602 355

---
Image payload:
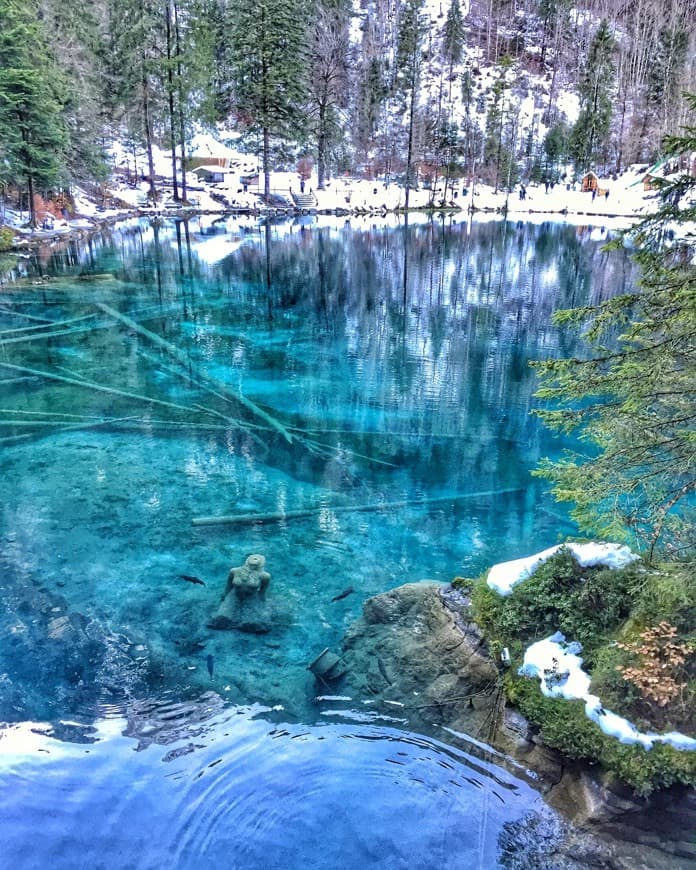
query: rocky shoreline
335 581 696 869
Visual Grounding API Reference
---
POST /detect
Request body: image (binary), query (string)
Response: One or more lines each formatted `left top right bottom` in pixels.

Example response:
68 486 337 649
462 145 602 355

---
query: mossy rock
471 549 696 795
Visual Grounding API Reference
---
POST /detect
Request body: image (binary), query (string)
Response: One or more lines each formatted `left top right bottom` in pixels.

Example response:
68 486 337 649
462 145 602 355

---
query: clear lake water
3 213 683 869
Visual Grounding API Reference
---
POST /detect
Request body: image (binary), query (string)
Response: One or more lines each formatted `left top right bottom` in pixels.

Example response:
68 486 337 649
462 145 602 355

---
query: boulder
340 582 500 737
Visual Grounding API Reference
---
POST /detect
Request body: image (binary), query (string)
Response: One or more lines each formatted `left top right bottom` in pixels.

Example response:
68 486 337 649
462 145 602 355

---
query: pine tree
442 0 465 81
647 26 688 131
227 0 307 203
569 19 616 172
533 95 696 561
0 0 68 225
39 0 108 180
483 56 518 192
353 13 388 168
105 0 162 201
395 0 426 208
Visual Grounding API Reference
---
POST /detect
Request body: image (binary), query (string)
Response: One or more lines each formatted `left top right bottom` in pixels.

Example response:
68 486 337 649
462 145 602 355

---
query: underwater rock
124 691 225 751
340 582 500 738
209 554 273 633
0 558 158 720
209 594 273 633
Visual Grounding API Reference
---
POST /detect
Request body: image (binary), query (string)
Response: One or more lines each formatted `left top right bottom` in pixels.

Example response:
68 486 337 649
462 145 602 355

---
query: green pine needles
533 97 696 561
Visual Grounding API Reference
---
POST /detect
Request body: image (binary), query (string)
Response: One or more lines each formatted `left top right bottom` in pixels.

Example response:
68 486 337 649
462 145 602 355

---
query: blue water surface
0 214 638 867
0 705 550 870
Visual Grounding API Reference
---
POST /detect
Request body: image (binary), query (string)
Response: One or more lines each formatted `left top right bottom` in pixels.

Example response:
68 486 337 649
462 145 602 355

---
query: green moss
451 576 475 594
505 673 605 761
469 550 696 795
505 672 696 796
472 548 642 660
633 563 696 633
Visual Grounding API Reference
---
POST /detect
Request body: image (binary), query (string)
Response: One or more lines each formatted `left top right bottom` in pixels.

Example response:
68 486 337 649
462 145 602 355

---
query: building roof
191 164 231 174
188 132 237 160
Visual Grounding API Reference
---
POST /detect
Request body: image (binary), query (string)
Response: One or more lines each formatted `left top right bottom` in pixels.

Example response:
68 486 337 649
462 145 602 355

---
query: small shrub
451 576 474 594
471 551 696 794
0 226 15 252
471 548 641 658
634 564 696 632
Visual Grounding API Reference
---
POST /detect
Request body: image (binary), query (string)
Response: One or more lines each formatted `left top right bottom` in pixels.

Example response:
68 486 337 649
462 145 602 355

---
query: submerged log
96 303 293 443
0 361 240 423
0 312 96 338
192 488 525 527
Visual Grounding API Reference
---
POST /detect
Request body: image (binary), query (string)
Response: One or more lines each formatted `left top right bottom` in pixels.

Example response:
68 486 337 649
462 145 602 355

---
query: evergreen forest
1 0 695 210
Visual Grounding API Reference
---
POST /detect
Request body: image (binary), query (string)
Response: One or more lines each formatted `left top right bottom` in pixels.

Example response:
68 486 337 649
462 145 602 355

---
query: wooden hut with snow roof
581 171 600 192
187 133 236 171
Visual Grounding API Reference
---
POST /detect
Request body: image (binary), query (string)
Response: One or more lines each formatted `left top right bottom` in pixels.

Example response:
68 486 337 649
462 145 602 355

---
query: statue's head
245 554 265 570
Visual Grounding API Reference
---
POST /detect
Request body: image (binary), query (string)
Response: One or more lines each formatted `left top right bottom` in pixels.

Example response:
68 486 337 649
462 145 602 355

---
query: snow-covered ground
2 140 666 245
487 542 639 596
486 543 695 751
521 631 696 751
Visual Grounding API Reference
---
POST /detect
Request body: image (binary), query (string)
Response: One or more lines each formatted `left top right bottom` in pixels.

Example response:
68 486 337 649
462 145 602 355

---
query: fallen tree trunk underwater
192 487 525 527
96 303 294 444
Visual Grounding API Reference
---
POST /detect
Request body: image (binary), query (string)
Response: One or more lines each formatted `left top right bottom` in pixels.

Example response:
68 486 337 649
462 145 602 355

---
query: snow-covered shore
1 135 663 252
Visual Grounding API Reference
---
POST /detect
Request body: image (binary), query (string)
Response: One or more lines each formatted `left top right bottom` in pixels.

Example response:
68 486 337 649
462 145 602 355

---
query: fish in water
180 574 205 586
206 654 214 679
331 586 354 602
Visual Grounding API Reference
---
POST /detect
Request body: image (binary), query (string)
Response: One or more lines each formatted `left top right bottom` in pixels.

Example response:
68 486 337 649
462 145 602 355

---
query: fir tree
533 95 696 561
227 0 307 203
442 0 465 77
307 1 351 189
395 0 426 208
40 0 108 180
569 19 616 172
0 0 68 225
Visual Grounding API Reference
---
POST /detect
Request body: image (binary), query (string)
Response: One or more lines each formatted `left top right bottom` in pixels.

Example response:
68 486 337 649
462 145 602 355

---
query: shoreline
4 199 643 257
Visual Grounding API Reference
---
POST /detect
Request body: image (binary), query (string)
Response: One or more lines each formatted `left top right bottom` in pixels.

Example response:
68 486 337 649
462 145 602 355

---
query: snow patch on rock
520 632 696 751
486 542 639 596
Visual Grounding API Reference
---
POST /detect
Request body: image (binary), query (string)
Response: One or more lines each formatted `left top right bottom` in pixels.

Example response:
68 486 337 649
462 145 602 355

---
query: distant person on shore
519 184 526 201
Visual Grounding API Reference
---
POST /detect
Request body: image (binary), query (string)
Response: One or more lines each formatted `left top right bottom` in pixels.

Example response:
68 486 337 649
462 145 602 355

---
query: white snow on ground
520 632 696 751
486 542 639 596
1 123 682 244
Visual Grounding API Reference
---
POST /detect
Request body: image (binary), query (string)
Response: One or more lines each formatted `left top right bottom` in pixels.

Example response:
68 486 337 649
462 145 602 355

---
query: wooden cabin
581 171 599 192
191 165 229 184
186 133 235 171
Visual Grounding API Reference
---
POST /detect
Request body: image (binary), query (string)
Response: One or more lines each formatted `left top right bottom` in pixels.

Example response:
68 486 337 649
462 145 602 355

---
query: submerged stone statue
209 554 273 633
225 554 271 601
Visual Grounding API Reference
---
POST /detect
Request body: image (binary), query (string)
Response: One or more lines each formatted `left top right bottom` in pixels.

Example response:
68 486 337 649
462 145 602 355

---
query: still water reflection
0 215 651 868
0 214 634 722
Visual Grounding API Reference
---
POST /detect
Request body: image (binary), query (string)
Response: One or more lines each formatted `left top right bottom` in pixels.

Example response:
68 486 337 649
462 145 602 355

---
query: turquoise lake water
0 214 651 867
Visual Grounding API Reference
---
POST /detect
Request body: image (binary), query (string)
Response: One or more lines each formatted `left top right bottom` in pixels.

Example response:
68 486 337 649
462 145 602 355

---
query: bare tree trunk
27 170 36 228
263 127 271 203
404 53 419 212
174 0 187 202
142 70 157 203
165 1 179 200
317 102 327 189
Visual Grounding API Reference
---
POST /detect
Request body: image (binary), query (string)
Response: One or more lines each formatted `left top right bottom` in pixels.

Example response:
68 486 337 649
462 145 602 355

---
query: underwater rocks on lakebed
339 582 500 738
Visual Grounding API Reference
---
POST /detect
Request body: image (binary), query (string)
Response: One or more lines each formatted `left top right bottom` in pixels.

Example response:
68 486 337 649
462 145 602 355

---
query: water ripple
0 704 540 870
